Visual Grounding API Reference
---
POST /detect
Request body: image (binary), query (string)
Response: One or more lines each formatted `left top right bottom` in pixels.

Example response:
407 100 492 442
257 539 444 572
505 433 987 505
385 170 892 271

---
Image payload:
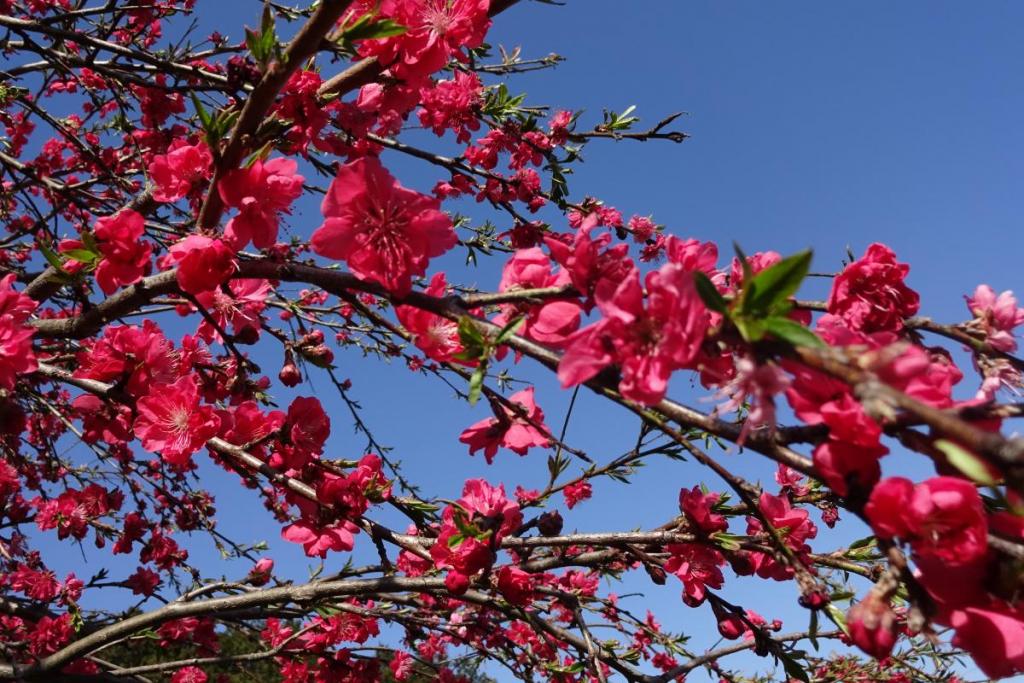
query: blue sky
20 0 1024 680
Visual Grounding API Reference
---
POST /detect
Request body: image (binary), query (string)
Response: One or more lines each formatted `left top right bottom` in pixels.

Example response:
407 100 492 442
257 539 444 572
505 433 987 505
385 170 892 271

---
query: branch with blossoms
0 1 1022 682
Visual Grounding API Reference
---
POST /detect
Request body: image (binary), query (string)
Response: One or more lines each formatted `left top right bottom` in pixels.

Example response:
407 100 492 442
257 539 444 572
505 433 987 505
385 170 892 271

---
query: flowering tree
0 1 1022 682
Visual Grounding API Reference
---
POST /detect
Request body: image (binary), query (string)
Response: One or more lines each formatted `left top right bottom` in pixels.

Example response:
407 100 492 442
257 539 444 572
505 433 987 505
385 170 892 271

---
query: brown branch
195 0 355 230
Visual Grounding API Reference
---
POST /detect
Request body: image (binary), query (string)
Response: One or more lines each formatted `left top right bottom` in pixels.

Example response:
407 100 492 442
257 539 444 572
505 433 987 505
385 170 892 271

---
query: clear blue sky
28 1 1024 680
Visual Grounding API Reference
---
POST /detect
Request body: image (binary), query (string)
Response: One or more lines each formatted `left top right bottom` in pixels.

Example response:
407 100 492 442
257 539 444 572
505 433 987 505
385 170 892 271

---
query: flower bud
848 593 899 659
798 586 831 610
279 353 301 387
537 511 563 537
233 326 260 345
247 558 274 587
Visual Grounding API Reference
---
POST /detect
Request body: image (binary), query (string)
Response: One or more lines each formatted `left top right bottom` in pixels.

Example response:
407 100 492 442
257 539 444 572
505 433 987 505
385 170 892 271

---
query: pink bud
848 593 900 660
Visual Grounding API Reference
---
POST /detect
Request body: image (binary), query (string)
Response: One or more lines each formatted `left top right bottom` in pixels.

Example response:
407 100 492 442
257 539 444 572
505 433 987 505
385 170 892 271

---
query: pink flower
459 387 550 463
679 486 727 535
219 157 304 249
418 71 482 143
871 344 963 409
167 235 237 294
558 263 708 405
813 392 888 495
390 651 414 681
628 215 658 242
281 520 358 558
27 614 72 657
493 248 582 349
217 401 285 456
713 356 791 444
775 464 810 497
827 243 920 333
431 480 522 593
93 209 153 294
812 439 883 498
193 278 270 343
286 396 330 457
149 141 213 202
966 284 1024 352
847 593 900 660
316 454 391 516
134 374 221 467
563 480 592 509
865 476 987 566
0 273 37 391
496 565 536 606
395 272 466 363
745 493 817 580
549 110 573 146
74 321 177 398
272 70 329 154
544 222 633 310
125 566 161 596
664 542 725 607
311 156 457 296
355 0 491 84
170 666 208 683
944 601 1024 679
666 236 719 275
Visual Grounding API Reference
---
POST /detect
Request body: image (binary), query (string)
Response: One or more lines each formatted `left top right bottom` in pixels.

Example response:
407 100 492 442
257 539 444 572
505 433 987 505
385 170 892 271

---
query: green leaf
260 2 274 35
38 241 67 272
824 602 850 636
808 610 820 651
212 109 240 140
190 92 212 132
80 230 98 253
547 452 569 481
733 316 767 343
935 439 999 485
62 248 99 264
710 532 746 552
244 28 263 61
763 316 825 348
693 271 729 314
457 316 486 347
779 651 810 683
467 364 486 406
746 249 812 315
343 17 407 41
494 316 525 345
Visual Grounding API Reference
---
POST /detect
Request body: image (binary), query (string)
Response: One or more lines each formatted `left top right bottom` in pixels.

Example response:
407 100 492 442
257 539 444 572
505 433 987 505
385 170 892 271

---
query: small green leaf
38 241 67 272
733 316 767 343
80 231 98 253
62 248 99 264
346 18 407 40
190 92 212 132
693 271 728 314
494 316 525 345
824 602 850 636
935 439 999 486
467 364 486 405
260 3 274 34
457 316 486 347
710 532 746 552
763 316 825 348
808 610 820 651
779 651 810 683
547 452 569 481
746 249 812 315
